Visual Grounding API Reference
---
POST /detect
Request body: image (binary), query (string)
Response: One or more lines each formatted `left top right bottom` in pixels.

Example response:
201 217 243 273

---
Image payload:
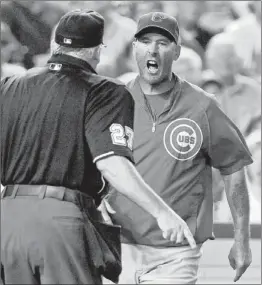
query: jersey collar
129 73 183 113
47 54 97 74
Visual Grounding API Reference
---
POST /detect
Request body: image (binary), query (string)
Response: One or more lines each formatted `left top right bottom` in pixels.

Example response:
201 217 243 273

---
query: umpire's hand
156 210 197 249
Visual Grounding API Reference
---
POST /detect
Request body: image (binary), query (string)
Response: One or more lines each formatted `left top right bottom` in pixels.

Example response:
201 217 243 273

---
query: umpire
1 9 198 284
0 10 130 284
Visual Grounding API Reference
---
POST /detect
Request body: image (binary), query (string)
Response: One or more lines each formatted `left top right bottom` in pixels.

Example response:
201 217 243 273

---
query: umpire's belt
1 184 122 283
1 184 95 208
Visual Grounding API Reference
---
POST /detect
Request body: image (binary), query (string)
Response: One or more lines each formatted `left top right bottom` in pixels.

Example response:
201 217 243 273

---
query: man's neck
65 53 98 70
138 75 175 95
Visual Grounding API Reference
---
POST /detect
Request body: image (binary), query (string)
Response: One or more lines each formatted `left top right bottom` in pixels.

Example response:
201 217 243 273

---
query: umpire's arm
96 155 196 249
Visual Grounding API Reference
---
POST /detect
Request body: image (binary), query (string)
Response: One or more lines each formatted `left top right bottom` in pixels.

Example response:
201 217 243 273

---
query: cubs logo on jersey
163 118 203 160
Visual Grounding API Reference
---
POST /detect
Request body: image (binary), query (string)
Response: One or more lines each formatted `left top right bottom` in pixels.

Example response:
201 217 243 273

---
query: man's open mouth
147 60 159 74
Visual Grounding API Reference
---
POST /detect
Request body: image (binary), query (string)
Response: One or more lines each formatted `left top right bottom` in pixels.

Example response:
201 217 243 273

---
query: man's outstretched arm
96 155 196 248
222 168 252 282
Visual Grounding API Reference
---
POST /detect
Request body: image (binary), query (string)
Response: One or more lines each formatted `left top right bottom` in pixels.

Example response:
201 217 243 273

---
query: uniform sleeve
85 84 135 163
205 98 253 175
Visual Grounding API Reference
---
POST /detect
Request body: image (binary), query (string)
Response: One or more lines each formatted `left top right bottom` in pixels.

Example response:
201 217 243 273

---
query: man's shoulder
100 74 126 87
84 72 134 102
99 74 132 98
126 77 138 90
1 66 40 86
24 66 48 78
83 71 125 88
181 79 217 110
124 76 140 100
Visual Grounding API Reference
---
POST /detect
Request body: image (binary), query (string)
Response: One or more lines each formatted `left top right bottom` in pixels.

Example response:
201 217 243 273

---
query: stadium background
1 1 261 283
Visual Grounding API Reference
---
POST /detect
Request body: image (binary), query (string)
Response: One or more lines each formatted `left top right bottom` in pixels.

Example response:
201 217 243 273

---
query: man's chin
143 74 163 85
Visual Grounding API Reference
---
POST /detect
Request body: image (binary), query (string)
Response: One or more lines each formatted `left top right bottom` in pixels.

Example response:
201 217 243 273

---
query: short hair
50 28 98 60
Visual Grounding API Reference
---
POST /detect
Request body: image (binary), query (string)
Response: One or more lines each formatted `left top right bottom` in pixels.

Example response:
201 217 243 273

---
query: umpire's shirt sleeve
85 84 135 164
205 98 253 175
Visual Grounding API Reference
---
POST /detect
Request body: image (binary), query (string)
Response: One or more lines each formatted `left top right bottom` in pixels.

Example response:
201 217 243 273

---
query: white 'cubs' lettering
125 126 134 150
178 135 195 145
109 124 134 150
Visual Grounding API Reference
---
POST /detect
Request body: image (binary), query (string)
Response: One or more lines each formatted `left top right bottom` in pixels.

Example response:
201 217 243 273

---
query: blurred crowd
1 1 261 223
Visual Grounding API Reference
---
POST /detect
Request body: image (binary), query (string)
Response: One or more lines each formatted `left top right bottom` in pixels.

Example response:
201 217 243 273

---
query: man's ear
173 44 181 61
93 45 101 60
132 39 137 48
132 39 137 58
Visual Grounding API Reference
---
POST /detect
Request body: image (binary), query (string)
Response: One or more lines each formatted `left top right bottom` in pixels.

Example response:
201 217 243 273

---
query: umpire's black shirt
1 54 134 201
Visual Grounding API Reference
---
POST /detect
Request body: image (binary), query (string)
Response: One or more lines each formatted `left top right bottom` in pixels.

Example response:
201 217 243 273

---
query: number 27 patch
110 123 134 150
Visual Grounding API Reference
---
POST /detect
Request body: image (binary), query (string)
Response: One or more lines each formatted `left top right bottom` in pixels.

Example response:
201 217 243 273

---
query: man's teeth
147 60 158 74
148 60 157 65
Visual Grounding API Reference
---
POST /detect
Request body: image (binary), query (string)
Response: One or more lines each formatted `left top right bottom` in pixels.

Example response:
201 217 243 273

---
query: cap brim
135 25 177 43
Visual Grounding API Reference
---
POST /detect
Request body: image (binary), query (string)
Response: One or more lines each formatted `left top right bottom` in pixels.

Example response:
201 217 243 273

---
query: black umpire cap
55 10 105 48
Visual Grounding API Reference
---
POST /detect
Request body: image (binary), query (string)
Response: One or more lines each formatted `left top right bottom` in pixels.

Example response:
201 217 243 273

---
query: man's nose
147 42 158 55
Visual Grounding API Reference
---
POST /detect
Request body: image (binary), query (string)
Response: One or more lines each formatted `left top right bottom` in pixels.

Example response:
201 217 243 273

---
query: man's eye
140 39 150 44
159 42 168 46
